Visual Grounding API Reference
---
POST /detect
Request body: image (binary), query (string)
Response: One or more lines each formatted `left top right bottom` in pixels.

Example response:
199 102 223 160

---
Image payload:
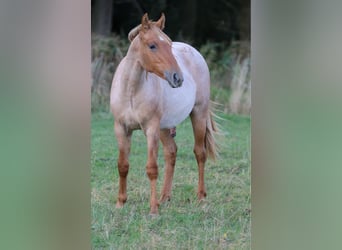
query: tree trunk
92 0 113 36
180 0 197 41
238 0 250 41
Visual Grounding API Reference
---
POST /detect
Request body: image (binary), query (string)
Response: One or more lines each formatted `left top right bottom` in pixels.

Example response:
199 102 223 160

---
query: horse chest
160 79 196 128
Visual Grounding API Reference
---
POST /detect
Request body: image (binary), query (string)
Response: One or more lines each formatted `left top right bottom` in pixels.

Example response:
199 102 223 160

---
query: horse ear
155 13 165 30
141 13 150 30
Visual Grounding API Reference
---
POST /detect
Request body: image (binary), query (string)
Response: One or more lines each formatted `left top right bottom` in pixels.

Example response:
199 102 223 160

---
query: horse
110 13 218 215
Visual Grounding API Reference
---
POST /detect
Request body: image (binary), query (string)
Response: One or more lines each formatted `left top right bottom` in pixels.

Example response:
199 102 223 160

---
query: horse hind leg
159 129 177 203
114 122 132 208
190 112 208 200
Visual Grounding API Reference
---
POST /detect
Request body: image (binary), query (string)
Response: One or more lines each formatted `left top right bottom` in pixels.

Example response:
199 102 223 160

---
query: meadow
91 111 250 249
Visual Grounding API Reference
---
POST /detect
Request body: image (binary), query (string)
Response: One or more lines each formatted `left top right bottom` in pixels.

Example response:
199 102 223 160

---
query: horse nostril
172 73 178 82
173 73 183 85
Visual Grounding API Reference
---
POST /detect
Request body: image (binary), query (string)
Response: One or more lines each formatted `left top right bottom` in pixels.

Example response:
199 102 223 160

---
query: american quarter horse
110 13 218 214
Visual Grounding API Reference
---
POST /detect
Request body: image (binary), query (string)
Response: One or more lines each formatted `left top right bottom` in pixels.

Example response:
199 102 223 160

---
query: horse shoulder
110 57 129 114
111 57 127 88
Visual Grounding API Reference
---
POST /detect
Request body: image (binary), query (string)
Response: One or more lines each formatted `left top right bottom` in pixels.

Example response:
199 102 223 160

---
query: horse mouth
164 71 183 88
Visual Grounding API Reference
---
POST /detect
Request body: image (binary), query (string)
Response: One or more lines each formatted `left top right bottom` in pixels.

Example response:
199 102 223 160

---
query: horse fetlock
149 202 160 215
159 193 171 203
197 190 207 200
116 194 127 208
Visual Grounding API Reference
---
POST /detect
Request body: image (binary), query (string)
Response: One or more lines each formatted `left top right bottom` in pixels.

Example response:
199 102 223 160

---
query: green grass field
91 111 250 249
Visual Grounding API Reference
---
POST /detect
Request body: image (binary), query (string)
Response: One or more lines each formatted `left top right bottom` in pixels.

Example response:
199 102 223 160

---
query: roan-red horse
110 13 218 214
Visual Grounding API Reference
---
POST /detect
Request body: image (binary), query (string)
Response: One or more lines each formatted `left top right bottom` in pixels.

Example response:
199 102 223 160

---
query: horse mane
128 24 141 42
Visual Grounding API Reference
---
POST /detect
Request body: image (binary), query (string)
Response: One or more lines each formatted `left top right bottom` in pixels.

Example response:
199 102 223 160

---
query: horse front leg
160 129 177 203
114 121 132 208
144 122 160 215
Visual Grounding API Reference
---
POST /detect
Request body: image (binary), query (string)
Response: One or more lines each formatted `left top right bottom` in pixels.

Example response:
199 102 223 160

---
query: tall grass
229 57 251 115
200 41 251 114
91 34 250 115
91 34 129 112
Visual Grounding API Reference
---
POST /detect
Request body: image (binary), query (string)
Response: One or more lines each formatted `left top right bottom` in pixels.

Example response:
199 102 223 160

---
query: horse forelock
128 22 172 46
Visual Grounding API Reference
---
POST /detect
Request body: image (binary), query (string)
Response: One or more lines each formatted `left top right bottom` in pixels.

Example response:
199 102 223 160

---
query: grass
91 111 250 249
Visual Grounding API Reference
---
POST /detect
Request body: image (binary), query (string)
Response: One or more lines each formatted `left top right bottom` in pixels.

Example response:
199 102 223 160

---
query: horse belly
160 80 196 129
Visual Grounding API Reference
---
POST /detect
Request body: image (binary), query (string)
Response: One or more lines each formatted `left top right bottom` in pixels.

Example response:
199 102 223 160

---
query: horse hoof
149 212 159 218
116 202 124 208
149 210 159 217
149 204 159 215
198 198 207 204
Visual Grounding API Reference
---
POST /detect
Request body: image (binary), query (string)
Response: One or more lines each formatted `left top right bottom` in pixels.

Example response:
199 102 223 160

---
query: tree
91 0 250 45
92 0 113 36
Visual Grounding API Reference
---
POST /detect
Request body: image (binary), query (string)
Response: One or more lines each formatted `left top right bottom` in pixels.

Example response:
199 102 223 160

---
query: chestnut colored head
129 13 183 88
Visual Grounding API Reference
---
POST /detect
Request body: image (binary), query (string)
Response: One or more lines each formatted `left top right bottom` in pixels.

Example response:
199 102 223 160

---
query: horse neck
121 41 144 93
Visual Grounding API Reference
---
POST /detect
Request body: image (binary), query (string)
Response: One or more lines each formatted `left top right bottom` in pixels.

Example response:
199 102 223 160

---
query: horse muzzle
164 71 183 88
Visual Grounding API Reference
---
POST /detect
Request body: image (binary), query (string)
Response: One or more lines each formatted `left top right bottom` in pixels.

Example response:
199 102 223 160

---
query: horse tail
205 109 219 160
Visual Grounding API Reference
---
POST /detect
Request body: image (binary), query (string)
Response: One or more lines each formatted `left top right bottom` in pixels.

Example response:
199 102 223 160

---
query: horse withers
110 13 218 215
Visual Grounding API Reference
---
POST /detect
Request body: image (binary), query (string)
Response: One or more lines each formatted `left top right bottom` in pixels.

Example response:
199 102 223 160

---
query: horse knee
118 162 129 177
146 163 158 180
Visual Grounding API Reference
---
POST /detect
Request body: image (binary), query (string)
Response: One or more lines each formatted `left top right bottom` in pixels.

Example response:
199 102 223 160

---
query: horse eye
149 44 157 50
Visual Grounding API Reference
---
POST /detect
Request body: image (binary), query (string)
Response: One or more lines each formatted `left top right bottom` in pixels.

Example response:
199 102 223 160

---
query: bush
91 34 250 115
200 41 250 115
91 34 129 112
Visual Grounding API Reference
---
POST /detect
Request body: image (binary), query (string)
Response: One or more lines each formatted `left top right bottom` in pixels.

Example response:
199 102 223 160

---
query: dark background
91 0 250 46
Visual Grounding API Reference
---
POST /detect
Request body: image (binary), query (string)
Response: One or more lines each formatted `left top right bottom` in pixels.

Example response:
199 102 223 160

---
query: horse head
129 13 183 88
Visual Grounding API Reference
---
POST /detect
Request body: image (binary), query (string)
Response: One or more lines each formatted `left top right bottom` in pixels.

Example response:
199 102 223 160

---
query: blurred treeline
91 0 250 115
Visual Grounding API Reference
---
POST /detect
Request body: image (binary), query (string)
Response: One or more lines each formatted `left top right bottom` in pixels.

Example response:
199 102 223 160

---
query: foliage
91 34 129 112
93 0 250 46
200 41 251 114
91 34 250 115
229 56 251 115
91 111 250 249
